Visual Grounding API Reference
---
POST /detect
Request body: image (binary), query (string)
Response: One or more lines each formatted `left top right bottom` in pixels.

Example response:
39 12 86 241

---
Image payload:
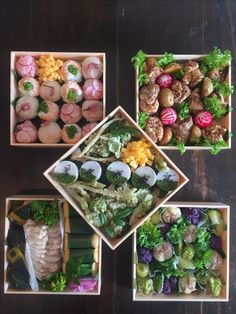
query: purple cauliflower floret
210 235 222 250
162 276 177 294
159 223 171 239
182 208 200 225
138 247 153 263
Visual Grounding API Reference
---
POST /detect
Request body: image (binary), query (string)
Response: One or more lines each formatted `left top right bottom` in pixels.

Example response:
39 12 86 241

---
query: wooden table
0 0 235 313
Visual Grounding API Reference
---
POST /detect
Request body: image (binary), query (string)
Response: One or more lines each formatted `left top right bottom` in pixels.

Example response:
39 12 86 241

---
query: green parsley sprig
157 53 175 68
31 200 59 227
200 47 232 73
138 111 149 129
137 221 163 249
131 50 149 87
212 79 234 97
203 97 228 118
177 101 190 121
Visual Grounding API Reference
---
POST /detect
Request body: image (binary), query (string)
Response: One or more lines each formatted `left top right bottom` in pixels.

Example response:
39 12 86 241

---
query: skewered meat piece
145 116 164 143
139 84 160 114
182 61 204 87
145 57 163 83
171 80 191 104
172 116 193 143
202 122 227 143
188 88 203 114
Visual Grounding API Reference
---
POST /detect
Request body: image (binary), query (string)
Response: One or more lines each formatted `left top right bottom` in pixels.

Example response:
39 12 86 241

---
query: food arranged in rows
5 198 100 294
47 109 187 249
134 206 227 298
12 53 104 144
132 48 233 154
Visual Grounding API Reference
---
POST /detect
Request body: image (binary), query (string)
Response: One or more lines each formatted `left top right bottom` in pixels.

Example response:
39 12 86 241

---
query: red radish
194 111 213 128
156 73 173 89
160 108 177 125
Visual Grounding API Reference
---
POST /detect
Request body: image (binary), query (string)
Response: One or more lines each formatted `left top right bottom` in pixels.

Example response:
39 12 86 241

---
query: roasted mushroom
171 80 191 103
158 88 174 108
207 68 225 81
172 116 193 144
145 57 163 83
182 61 204 87
158 126 173 145
164 62 182 74
202 122 227 143
188 88 203 114
139 84 160 114
145 116 164 143
189 125 202 143
202 77 214 97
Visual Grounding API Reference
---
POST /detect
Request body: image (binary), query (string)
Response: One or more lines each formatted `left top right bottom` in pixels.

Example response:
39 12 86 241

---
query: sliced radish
80 161 102 182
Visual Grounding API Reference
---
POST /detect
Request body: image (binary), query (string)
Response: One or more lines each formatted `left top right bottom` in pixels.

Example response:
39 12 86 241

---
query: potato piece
158 88 174 108
189 125 202 143
164 63 182 74
158 126 173 145
202 77 213 97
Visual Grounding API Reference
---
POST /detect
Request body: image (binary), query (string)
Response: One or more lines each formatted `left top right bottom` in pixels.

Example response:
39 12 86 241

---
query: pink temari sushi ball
15 120 38 143
60 103 82 124
16 55 37 78
82 122 98 137
82 100 103 122
160 108 177 125
82 56 103 80
82 79 103 100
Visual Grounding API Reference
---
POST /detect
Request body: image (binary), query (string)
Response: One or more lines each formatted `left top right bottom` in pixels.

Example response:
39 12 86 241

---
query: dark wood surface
0 0 235 313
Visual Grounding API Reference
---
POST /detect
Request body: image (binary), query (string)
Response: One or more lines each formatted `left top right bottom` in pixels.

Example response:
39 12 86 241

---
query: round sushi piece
61 60 82 83
82 122 98 137
82 79 103 100
106 161 131 185
61 81 83 103
38 101 60 122
61 124 82 144
38 121 61 144
60 103 82 124
15 55 37 77
156 169 179 192
39 81 61 102
82 56 103 80
54 160 78 185
80 161 102 182
18 77 39 97
81 100 103 122
132 166 156 189
15 96 39 120
15 120 38 143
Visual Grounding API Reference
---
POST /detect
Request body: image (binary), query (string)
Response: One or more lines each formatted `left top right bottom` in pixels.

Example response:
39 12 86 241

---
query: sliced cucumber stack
156 169 179 192
80 161 102 182
54 160 78 185
132 166 156 189
106 161 131 185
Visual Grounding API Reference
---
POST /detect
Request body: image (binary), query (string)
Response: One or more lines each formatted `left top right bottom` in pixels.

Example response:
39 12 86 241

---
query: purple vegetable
162 276 177 294
138 247 153 263
68 278 98 292
159 223 171 239
210 235 222 250
182 208 200 225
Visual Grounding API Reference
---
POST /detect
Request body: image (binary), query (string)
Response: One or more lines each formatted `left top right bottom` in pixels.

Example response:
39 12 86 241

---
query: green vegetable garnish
113 207 133 219
54 172 77 185
137 277 154 295
212 79 234 97
137 221 163 249
23 82 33 90
182 245 195 260
109 119 140 138
136 263 149 278
194 228 211 258
80 168 96 182
172 68 184 80
167 218 187 244
131 173 150 189
202 138 228 155
138 111 149 129
153 274 164 293
177 101 190 121
209 277 222 297
131 50 149 87
38 101 48 113
40 272 66 292
204 97 228 118
68 64 79 76
90 197 107 213
149 256 184 278
66 258 94 281
31 200 59 227
200 47 232 73
157 53 175 68
168 138 186 155
106 169 127 185
104 225 114 238
67 89 77 102
66 125 78 139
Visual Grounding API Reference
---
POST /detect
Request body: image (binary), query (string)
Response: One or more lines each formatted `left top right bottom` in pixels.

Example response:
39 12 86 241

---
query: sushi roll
39 81 61 102
15 55 37 78
61 81 83 103
61 60 82 83
106 161 131 185
38 101 60 122
82 100 103 122
54 160 79 185
80 161 102 182
62 124 82 144
15 96 39 120
156 169 179 192
15 120 37 143
60 103 82 124
82 122 98 137
82 79 103 100
18 77 39 97
38 122 61 144
132 166 156 189
82 56 103 79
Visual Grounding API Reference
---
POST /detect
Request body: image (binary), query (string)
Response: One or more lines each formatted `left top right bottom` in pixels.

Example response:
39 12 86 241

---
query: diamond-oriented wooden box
44 106 189 250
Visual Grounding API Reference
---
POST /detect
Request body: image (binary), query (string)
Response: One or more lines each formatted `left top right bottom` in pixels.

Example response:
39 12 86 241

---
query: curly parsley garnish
67 89 77 102
200 47 232 73
131 50 149 87
137 221 163 249
157 53 175 68
66 125 78 139
177 101 190 121
203 97 228 118
169 138 186 155
68 64 79 76
38 101 48 113
138 111 149 129
31 200 59 227
212 79 234 97
167 218 188 244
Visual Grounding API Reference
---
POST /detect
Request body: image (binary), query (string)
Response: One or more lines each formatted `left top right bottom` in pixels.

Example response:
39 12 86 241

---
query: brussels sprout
178 272 197 295
136 263 149 278
178 257 195 270
183 224 197 243
153 274 164 293
205 250 223 271
182 245 195 260
137 277 154 295
153 241 173 262
162 207 182 224
208 277 222 297
90 198 107 213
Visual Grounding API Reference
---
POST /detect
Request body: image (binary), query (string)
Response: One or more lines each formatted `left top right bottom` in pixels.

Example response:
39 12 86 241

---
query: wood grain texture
0 0 235 313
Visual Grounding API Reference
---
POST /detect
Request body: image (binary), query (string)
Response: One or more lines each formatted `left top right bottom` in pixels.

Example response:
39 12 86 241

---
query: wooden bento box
132 202 229 302
44 106 188 250
4 195 102 295
135 53 232 152
10 51 106 147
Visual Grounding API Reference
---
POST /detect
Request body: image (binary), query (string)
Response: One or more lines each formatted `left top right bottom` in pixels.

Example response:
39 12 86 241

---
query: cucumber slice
153 273 164 293
54 160 78 185
132 166 156 189
156 169 179 192
106 161 131 185
80 161 102 182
